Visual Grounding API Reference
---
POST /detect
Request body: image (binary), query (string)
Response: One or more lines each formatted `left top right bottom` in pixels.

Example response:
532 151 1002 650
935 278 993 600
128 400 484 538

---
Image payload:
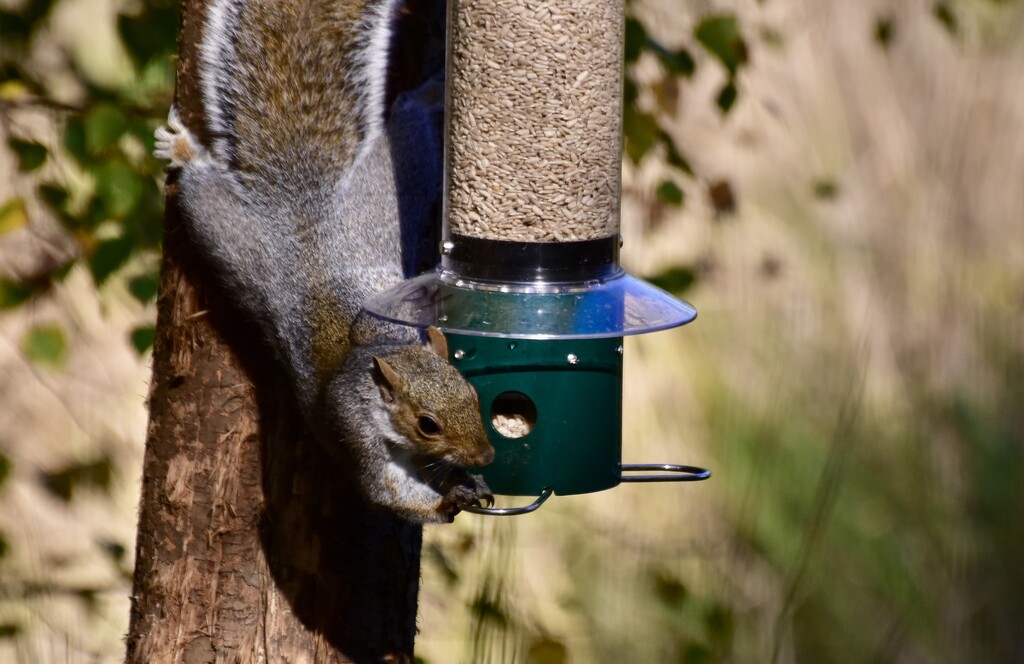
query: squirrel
153 0 495 523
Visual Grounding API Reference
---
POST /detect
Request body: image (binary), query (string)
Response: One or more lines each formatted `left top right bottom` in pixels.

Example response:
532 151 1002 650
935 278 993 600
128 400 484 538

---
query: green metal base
447 334 623 496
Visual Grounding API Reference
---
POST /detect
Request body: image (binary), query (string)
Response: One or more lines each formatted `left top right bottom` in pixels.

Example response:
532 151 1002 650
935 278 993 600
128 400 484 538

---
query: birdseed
447 0 624 242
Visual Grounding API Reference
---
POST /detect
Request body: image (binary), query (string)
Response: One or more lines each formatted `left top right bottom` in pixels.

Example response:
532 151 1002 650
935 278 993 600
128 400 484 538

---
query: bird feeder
366 0 708 514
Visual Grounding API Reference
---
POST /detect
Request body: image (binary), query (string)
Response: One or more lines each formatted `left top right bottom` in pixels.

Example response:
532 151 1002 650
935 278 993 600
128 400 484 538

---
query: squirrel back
202 0 393 192
200 0 403 381
155 0 494 522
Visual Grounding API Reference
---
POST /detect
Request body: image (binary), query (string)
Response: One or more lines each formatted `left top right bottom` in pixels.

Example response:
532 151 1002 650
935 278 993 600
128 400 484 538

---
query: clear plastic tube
445 0 625 243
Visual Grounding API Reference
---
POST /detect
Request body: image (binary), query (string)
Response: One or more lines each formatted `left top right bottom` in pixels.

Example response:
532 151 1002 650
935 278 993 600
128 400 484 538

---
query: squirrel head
371 327 495 469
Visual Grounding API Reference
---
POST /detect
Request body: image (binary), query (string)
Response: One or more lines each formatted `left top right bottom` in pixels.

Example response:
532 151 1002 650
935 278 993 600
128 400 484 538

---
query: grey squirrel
154 0 494 523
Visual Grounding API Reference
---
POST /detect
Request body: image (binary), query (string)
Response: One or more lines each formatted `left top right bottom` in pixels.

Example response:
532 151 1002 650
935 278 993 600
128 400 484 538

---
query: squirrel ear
372 356 401 403
425 326 448 360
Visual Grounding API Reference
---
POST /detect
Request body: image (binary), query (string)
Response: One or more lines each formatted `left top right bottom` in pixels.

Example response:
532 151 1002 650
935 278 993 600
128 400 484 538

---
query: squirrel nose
471 440 495 467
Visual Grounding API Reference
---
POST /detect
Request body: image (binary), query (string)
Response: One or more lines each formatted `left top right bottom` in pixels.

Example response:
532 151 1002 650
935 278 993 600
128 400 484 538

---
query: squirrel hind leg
154 106 211 168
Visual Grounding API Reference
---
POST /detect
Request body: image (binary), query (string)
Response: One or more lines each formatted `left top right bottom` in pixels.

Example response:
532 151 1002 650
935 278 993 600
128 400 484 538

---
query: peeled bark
126 1 422 661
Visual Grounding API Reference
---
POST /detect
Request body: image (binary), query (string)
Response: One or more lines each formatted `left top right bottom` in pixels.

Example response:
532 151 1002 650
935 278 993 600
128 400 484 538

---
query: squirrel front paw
154 107 208 168
437 470 493 522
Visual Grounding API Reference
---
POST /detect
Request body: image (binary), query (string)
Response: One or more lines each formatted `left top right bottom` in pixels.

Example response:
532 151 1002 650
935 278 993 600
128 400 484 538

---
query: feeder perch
366 0 709 514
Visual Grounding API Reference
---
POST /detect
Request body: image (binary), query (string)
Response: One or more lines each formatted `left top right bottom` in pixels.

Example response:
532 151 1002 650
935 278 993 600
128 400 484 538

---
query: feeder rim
363 270 699 339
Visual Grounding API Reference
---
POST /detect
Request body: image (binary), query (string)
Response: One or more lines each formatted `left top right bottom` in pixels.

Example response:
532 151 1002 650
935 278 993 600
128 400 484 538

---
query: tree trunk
125 1 422 661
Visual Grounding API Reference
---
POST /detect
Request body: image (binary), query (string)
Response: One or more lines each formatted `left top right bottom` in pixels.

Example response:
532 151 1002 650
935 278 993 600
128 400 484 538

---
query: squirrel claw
437 472 493 521
471 476 494 508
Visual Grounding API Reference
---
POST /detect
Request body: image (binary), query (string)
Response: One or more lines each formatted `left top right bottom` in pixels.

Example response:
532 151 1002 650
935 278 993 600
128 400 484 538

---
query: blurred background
0 0 1021 662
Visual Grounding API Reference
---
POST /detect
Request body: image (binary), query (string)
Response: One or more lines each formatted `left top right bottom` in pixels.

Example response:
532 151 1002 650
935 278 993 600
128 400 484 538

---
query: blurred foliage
0 0 173 658
0 0 176 352
0 452 9 488
39 455 114 502
21 323 67 367
0 198 27 235
621 7 751 290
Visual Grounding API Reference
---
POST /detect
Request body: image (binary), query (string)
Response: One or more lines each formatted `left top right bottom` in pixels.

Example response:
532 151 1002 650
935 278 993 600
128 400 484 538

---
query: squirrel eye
416 414 443 437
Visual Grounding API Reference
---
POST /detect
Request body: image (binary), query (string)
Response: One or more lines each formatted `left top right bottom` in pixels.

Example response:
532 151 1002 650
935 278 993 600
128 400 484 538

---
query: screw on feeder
363 0 708 514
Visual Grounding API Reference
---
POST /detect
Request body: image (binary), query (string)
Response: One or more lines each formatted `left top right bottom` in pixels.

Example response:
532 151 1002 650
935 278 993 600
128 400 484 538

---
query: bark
125 0 422 661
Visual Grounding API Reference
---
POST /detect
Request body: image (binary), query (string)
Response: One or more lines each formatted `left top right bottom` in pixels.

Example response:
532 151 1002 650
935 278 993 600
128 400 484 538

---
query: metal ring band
442 234 620 283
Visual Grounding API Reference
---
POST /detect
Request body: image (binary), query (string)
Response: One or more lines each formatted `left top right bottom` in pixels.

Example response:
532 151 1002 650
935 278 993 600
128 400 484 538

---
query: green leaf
663 138 694 176
813 179 839 200
875 16 895 48
121 177 164 247
623 77 639 108
705 604 734 646
83 195 112 231
37 184 68 211
694 14 748 76
656 180 685 207
22 0 57 24
37 183 81 231
624 17 648 64
0 63 24 89
8 138 47 172
135 57 176 104
95 159 144 218
0 11 31 45
128 116 160 157
716 80 738 114
648 42 695 77
682 643 711 664
98 538 126 562
22 325 67 367
118 5 181 68
128 273 159 304
648 265 697 296
88 236 134 285
130 325 156 354
0 280 36 309
40 456 113 502
0 452 10 488
0 198 28 235
84 103 130 155
63 117 89 163
933 2 958 35
623 107 661 164
0 64 43 98
652 569 689 607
